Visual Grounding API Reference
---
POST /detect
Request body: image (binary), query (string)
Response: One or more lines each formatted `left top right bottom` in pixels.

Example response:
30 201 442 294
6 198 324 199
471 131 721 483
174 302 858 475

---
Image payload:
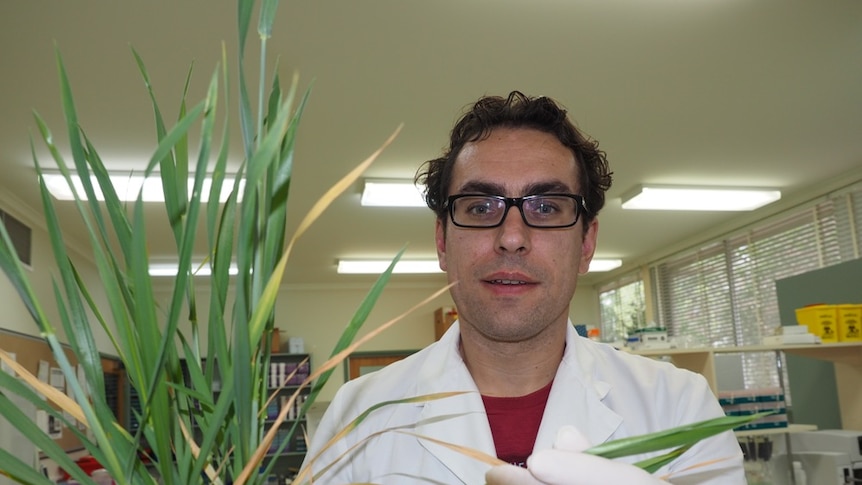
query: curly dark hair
415 91 613 229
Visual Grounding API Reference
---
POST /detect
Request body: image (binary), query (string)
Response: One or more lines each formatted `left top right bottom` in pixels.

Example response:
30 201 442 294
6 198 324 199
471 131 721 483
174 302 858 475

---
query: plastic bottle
792 461 807 485
90 469 113 485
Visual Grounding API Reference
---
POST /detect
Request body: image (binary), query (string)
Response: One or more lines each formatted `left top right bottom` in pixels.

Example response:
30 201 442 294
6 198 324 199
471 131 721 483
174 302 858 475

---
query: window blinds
649 182 861 389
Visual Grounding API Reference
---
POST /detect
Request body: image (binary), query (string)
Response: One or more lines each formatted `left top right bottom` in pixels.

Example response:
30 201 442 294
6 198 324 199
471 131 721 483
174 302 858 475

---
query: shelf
628 342 861 430
265 451 306 458
734 423 818 438
628 341 862 357
267 386 307 392
266 353 311 466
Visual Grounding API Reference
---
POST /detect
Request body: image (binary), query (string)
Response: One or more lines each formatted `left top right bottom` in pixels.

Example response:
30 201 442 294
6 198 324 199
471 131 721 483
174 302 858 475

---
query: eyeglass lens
451 195 579 227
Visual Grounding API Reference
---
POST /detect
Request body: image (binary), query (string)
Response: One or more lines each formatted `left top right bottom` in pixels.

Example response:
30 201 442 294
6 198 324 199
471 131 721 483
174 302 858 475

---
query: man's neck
458 325 566 397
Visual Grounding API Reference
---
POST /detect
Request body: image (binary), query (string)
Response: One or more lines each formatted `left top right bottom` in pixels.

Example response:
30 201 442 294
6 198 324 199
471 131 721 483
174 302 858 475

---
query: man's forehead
450 159 580 192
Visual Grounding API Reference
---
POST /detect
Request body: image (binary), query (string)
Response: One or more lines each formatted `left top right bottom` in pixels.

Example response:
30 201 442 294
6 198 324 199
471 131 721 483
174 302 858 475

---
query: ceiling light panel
42 172 243 203
360 179 426 207
588 259 622 272
148 262 239 277
621 185 781 211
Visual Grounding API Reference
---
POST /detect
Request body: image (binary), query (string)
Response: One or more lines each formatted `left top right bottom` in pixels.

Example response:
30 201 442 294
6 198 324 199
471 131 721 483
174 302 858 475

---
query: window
653 241 735 347
0 208 32 267
650 182 861 390
598 272 646 342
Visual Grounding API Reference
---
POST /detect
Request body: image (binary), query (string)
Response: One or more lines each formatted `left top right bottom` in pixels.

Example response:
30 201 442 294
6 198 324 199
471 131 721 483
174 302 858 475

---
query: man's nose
495 205 530 253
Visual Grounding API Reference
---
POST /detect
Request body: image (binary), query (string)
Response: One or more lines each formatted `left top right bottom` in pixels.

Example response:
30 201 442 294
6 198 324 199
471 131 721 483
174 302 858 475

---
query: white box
288 337 305 354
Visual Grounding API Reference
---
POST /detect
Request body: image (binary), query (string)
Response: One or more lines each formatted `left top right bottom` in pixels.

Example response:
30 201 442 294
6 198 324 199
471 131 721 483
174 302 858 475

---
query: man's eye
533 201 560 214
467 202 493 215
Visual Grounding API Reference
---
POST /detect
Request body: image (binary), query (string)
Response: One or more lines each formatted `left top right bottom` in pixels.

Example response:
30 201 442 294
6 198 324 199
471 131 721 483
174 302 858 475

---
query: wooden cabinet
630 342 862 431
434 307 458 341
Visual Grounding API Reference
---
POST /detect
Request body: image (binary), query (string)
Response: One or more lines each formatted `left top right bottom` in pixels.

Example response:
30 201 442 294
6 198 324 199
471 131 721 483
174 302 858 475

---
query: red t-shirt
481 380 554 467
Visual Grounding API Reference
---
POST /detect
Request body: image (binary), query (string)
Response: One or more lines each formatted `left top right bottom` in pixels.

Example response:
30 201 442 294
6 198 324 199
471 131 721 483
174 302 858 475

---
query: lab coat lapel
414 323 496 485
534 326 623 450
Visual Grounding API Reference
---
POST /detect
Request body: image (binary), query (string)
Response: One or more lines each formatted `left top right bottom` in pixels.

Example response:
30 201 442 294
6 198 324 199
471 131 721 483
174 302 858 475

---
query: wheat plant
0 0 406 483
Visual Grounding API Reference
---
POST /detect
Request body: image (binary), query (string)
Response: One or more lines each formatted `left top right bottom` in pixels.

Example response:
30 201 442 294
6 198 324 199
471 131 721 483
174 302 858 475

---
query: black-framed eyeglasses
445 193 588 229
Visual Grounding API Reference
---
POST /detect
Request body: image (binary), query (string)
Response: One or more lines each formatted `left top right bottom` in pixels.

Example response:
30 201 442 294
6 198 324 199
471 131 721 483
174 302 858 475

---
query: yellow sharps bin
795 304 839 342
837 304 862 342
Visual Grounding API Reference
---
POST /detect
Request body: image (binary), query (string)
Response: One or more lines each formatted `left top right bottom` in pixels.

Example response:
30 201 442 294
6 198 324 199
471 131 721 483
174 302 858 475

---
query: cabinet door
346 351 415 380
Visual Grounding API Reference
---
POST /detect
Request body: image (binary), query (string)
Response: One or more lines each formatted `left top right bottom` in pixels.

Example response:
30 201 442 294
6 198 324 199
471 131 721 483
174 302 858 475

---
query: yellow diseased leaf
0 349 86 426
247 123 403 348
288 124 403 251
177 416 223 485
398 430 505 467
293 392 469 484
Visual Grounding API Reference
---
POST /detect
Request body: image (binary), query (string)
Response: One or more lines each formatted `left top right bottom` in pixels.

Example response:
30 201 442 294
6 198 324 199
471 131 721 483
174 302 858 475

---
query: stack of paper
762 325 822 345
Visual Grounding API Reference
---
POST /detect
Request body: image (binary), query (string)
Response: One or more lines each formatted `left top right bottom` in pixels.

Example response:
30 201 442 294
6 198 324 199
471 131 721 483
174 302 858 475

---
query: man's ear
435 218 448 272
578 218 599 275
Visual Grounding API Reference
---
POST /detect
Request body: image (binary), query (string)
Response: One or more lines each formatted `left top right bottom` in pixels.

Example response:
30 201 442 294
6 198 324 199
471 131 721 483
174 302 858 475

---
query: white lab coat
303 321 745 485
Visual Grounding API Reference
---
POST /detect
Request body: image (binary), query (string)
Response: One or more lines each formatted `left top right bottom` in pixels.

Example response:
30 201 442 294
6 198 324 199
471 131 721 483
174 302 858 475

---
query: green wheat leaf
586 412 770 460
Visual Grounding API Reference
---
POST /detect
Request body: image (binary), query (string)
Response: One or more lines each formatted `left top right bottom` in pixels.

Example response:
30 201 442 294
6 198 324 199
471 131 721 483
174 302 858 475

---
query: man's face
435 127 598 344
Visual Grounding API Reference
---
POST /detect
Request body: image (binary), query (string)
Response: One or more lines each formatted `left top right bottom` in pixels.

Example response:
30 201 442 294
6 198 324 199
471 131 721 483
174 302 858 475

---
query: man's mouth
488 279 528 285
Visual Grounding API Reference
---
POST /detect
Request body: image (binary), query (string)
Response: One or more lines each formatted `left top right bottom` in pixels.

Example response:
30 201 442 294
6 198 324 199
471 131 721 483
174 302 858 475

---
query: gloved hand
485 426 667 485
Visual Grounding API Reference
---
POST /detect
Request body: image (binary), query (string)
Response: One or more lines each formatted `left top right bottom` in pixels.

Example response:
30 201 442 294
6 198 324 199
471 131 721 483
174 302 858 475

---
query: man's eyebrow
522 181 575 195
457 181 506 195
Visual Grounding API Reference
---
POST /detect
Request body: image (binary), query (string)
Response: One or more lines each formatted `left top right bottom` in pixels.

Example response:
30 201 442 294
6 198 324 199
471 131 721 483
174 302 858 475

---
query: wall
775 258 862 430
0 203 65 338
0 197 113 483
0 198 112 349
570 285 600 329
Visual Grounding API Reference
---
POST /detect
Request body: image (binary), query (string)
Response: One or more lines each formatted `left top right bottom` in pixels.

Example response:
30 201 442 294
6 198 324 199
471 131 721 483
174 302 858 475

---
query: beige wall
0 199 112 350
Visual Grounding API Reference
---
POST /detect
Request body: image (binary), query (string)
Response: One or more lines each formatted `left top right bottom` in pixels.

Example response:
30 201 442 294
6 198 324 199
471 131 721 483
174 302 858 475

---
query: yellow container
795 304 839 342
837 304 862 342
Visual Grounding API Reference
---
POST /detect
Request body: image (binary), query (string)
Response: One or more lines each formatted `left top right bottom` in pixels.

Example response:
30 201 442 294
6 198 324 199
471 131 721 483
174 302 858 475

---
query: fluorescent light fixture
360 179 426 207
337 259 443 274
621 185 780 211
149 262 239 277
588 258 622 272
42 172 244 203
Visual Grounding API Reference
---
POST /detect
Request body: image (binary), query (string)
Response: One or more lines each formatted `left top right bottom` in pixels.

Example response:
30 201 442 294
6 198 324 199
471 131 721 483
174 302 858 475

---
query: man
302 91 745 484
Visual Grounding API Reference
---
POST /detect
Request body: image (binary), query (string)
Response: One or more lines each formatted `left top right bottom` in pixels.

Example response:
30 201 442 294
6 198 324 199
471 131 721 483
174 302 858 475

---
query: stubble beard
455 292 564 345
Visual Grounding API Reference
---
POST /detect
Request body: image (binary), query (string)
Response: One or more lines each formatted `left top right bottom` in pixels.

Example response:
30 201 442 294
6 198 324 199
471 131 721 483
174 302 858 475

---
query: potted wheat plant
0 0 417 483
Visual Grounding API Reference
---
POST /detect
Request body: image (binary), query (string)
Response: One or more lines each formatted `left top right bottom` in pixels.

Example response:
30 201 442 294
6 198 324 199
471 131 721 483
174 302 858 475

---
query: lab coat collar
414 321 493 484
534 323 623 449
413 321 623 484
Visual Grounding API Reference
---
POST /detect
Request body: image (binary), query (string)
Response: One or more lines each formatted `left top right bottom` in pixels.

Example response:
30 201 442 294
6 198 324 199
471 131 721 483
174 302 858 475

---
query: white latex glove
485 426 667 485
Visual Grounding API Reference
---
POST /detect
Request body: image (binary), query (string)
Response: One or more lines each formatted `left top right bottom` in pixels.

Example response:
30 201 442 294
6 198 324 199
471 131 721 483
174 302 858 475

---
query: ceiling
1 0 861 287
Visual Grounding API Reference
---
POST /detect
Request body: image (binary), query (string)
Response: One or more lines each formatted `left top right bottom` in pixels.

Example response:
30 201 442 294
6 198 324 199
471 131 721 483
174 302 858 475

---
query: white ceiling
1 0 861 287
